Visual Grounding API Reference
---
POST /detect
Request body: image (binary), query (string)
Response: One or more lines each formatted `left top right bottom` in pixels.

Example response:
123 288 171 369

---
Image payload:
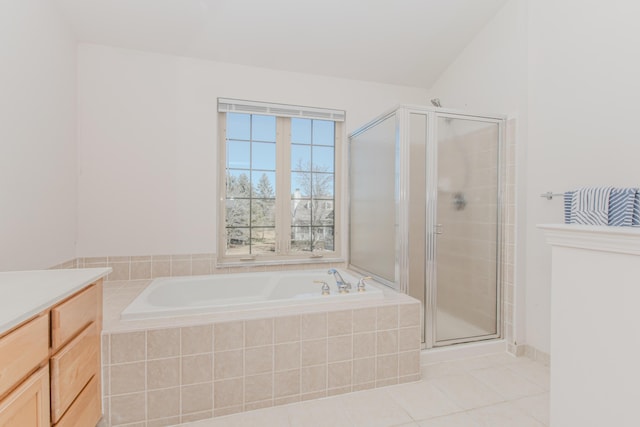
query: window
218 99 344 264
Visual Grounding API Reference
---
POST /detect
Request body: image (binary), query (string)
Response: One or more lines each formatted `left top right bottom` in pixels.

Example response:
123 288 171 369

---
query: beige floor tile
431 373 505 410
184 405 290 427
465 401 546 427
286 397 353 427
505 360 550 390
388 380 462 421
512 392 549 426
418 412 480 427
341 389 413 427
469 366 545 400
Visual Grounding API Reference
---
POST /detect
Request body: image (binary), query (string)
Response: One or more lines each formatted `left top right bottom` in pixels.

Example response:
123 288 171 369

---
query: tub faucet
328 268 351 293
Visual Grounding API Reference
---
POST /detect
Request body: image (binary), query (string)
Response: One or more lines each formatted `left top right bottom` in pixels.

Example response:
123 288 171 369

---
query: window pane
291 199 311 226
227 113 250 140
252 142 276 170
251 199 276 226
251 228 276 254
226 170 251 198
312 146 334 173
227 140 250 169
312 173 334 198
291 226 311 252
291 145 311 171
291 173 311 198
226 228 250 255
312 227 334 251
291 118 311 144
225 199 250 227
252 172 276 197
312 120 334 146
252 115 276 142
311 201 334 226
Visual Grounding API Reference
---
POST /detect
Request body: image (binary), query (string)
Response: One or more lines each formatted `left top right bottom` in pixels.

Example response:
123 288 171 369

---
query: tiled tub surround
101 279 421 426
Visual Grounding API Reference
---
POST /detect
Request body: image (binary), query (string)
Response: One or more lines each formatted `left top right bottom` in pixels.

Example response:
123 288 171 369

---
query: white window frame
217 98 345 267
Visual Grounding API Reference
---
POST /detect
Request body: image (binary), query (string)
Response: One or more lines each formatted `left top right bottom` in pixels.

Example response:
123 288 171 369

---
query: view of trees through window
224 113 335 257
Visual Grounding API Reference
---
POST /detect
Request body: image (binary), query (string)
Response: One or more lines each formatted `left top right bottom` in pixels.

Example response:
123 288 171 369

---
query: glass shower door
433 116 500 345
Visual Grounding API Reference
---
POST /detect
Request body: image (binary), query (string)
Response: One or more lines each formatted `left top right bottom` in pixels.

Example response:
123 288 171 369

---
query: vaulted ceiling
54 0 507 88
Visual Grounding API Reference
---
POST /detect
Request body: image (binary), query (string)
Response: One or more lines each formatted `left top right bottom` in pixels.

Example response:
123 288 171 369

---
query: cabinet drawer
50 322 99 423
0 315 49 399
0 365 50 427
53 375 100 427
51 284 98 351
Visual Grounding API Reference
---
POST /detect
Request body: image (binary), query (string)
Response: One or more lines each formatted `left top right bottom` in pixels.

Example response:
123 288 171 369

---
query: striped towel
564 191 574 224
634 190 640 226
608 188 637 226
571 187 613 225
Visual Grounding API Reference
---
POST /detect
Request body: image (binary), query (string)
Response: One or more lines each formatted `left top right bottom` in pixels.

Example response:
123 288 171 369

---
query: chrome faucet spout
328 268 351 292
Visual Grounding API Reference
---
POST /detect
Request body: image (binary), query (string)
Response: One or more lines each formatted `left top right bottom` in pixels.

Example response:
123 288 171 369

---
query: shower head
431 98 442 108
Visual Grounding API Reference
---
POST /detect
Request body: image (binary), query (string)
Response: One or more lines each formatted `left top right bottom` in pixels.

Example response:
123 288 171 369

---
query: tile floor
178 352 549 427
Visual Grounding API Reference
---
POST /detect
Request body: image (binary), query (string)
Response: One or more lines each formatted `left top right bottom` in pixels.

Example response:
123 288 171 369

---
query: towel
608 188 637 226
563 191 574 224
570 187 613 225
633 190 640 226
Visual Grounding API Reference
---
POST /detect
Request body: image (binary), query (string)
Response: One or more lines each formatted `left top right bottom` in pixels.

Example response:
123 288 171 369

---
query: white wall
76 44 430 257
0 0 78 270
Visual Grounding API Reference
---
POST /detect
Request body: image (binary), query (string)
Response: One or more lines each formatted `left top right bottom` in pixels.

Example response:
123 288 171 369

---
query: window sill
216 256 346 269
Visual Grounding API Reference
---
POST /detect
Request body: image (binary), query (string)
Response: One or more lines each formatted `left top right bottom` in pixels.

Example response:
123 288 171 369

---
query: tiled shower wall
102 303 421 426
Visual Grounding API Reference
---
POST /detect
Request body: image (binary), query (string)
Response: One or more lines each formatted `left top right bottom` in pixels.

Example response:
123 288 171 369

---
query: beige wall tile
108 262 130 281
275 342 300 372
328 386 351 396
301 312 327 340
148 417 180 427
109 256 131 262
274 369 300 398
152 261 170 278
274 315 300 343
353 332 376 359
214 349 243 380
130 262 152 280
301 390 327 401
398 303 420 327
398 327 421 352
214 321 244 351
275 395 301 406
376 377 398 387
328 335 352 363
171 260 192 276
353 308 376 333
301 339 327 367
245 318 273 347
181 411 213 423
376 354 399 380
111 331 145 364
328 361 352 389
328 310 352 336
102 334 110 365
102 366 110 397
147 358 180 390
147 328 180 359
192 259 211 276
214 378 244 408
182 353 213 385
110 392 145 425
377 330 398 355
377 305 399 330
110 362 145 395
244 373 273 403
301 365 326 394
399 374 421 384
181 325 213 355
245 345 274 375
353 357 375 385
181 383 213 414
147 387 180 420
214 405 242 417
353 382 375 392
398 350 420 377
245 399 273 411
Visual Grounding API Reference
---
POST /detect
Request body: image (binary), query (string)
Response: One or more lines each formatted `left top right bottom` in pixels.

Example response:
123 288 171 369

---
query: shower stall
349 105 505 348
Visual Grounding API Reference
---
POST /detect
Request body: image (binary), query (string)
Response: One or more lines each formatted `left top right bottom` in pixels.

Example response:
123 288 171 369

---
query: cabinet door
0 366 50 427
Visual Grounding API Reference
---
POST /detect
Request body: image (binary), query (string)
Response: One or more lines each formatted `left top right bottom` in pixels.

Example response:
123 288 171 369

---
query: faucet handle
357 277 372 292
314 280 331 295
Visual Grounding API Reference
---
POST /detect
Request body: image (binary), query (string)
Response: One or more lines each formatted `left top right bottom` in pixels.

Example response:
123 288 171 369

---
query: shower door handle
434 224 443 235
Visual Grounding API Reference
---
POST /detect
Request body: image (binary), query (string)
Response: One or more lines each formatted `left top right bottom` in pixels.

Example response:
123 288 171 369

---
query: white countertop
0 268 112 334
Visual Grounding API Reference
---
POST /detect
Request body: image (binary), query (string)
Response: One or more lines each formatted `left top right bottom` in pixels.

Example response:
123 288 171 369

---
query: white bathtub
121 269 383 320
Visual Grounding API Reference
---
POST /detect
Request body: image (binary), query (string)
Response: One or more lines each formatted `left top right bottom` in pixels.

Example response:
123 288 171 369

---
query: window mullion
276 117 291 255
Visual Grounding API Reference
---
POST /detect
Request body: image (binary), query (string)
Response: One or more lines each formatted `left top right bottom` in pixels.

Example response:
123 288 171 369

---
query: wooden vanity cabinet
0 280 103 427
